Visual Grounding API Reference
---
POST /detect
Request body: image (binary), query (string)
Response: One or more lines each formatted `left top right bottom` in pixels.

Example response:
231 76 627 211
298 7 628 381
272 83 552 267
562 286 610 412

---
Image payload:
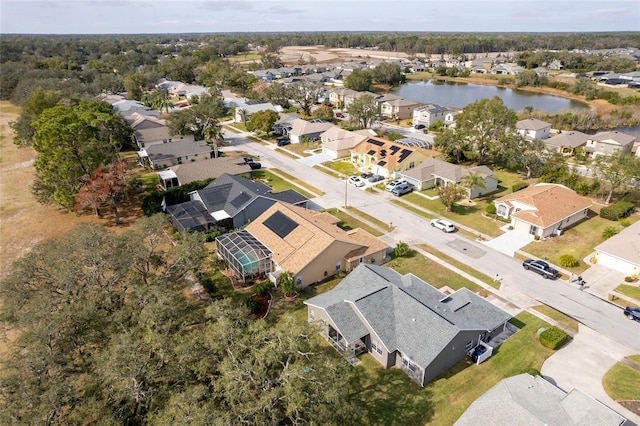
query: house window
465 340 474 352
185 155 190 161
529 225 538 235
309 310 315 320
371 340 382 355
359 257 364 263
335 261 341 271
409 162 415 169
296 276 302 286
402 356 416 372
177 157 182 164
497 205 507 217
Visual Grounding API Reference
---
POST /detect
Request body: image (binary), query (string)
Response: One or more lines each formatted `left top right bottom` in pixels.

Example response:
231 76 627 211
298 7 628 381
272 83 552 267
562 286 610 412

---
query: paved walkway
483 224 535 257
542 324 640 424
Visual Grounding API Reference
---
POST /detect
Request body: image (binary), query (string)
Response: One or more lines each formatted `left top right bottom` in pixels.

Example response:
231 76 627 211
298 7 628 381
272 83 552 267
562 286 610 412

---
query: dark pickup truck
522 259 559 280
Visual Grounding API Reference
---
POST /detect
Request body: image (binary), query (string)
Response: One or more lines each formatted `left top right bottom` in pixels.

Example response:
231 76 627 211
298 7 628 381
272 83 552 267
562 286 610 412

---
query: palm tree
238 108 249 127
459 171 486 201
203 121 224 158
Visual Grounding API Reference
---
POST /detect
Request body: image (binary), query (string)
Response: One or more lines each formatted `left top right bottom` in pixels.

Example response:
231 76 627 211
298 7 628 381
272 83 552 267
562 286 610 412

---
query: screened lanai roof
215 230 273 281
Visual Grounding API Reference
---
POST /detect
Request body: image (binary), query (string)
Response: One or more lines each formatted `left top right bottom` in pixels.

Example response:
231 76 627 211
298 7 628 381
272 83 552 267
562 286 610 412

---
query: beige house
516 118 552 140
594 220 640 276
287 119 334 143
350 137 435 178
412 104 450 128
245 203 388 288
544 131 589 155
494 183 591 238
320 127 372 159
380 98 423 120
585 131 636 158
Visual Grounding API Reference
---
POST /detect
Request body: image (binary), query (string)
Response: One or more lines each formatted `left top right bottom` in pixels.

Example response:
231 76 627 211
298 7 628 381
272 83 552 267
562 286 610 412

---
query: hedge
141 178 214 216
600 201 634 221
512 182 529 192
539 326 568 350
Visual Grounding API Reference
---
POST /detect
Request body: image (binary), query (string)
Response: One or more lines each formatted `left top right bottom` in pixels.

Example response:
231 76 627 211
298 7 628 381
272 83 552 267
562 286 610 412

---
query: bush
244 296 259 313
618 218 631 227
534 235 540 241
558 254 579 268
600 201 634 221
205 231 221 242
485 204 497 214
539 326 568 350
141 177 215 216
392 241 411 258
512 182 529 192
254 282 272 296
602 226 619 240
625 276 634 283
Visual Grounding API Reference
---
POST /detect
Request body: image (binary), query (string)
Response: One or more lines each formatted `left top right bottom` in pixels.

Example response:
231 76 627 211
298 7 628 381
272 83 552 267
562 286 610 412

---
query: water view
392 80 588 113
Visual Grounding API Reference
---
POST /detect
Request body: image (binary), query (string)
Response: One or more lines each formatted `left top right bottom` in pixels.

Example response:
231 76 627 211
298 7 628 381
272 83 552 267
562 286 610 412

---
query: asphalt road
224 130 640 352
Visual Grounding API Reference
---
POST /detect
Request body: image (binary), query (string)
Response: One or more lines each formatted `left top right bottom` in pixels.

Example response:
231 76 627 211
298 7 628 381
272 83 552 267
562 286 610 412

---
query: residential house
137 139 212 169
157 157 253 190
126 113 196 149
455 374 626 426
240 203 388 286
350 137 435 178
111 99 159 118
399 157 498 197
516 118 552 140
491 63 524 75
544 131 590 155
167 173 308 233
287 119 334 143
320 126 372 159
304 264 512 387
547 59 564 70
273 113 301 135
234 102 280 123
380 97 423 120
494 183 592 238
444 110 461 129
593 220 640 276
584 131 636 158
344 90 377 109
534 67 550 77
412 104 451 128
329 88 359 108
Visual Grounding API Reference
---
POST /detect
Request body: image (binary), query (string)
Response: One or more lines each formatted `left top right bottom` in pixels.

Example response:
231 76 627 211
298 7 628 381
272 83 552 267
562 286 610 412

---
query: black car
276 137 290 146
522 259 559 280
361 172 373 179
624 307 640 322
243 157 254 164
414 124 426 130
247 161 262 170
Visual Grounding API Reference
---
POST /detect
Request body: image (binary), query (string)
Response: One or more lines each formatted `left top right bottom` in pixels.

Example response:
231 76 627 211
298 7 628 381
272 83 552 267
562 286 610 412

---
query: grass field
417 244 499 290
321 159 358 177
602 362 640 401
325 208 384 237
532 304 579 332
264 168 324 197
615 284 640 303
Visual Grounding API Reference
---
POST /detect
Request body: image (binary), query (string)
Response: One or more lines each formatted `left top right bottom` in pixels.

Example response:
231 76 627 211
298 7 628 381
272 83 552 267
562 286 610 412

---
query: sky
1 0 639 34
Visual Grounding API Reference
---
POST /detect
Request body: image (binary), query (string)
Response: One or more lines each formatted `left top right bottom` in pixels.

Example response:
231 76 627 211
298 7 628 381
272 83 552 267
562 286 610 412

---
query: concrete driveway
542 325 639 424
483 227 534 257
297 152 333 166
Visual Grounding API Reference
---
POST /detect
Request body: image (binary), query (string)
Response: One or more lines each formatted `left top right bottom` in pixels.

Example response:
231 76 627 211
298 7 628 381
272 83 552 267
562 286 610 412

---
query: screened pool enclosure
216 230 274 282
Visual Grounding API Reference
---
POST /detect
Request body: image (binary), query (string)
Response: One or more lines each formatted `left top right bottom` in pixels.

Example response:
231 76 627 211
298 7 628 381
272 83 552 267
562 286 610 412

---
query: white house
594 220 640 276
516 118 552 140
412 104 450 128
584 131 636 158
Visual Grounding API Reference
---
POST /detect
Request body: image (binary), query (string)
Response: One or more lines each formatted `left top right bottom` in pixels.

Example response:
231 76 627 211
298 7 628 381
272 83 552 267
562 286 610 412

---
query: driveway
542 324 639 424
297 151 333 166
483 227 534 257
581 263 628 299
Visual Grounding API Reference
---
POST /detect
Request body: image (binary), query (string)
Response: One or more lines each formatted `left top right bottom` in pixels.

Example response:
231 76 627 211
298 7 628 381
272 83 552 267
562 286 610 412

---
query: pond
391 80 588 113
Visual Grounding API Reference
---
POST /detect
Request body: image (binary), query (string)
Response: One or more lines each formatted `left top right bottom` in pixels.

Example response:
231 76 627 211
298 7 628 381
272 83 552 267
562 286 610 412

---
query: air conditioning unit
554 229 563 236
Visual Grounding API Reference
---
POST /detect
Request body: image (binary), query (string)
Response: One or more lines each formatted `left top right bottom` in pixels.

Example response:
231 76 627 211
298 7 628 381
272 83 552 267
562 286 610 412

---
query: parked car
522 259 559 280
391 182 413 196
247 161 262 170
361 172 373 179
276 137 290 147
430 218 456 233
243 157 255 164
624 307 640 322
368 174 384 183
414 124 426 131
348 176 365 187
385 179 406 192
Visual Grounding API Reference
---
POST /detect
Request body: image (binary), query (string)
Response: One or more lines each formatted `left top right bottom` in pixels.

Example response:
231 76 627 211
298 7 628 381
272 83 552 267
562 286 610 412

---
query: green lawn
385 251 484 294
417 244 499 290
603 362 640 401
346 206 392 232
266 168 324 196
250 169 315 198
522 214 637 274
325 208 384 237
532 304 579 332
321 159 358 176
628 355 640 366
313 164 343 179
351 312 555 425
615 284 640 302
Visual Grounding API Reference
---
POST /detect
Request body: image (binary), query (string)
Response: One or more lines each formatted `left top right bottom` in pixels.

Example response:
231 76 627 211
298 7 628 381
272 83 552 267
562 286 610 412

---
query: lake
391 80 588 113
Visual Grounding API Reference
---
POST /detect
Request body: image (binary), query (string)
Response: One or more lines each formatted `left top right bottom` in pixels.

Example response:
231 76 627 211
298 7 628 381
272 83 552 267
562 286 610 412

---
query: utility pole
344 177 348 208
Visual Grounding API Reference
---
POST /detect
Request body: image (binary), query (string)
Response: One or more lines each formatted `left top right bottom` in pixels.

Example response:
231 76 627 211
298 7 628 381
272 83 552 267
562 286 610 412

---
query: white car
430 218 457 233
348 176 365 187
385 179 406 192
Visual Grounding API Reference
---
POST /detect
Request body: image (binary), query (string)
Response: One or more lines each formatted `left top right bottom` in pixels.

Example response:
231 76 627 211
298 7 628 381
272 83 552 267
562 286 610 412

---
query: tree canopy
346 94 378 128
167 93 227 141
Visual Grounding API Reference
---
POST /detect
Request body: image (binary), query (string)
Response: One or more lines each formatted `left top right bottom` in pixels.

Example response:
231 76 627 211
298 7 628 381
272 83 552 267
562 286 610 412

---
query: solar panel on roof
230 192 251 208
367 150 376 155
378 160 387 166
399 149 412 162
389 146 400 155
263 210 299 238
369 139 384 146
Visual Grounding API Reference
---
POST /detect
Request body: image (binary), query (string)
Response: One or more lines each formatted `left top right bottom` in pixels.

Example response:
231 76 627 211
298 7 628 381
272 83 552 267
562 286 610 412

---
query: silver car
430 218 456 233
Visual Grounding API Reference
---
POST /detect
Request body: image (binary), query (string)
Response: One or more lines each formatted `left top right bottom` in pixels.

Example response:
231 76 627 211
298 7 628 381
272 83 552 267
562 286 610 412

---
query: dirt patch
618 400 640 416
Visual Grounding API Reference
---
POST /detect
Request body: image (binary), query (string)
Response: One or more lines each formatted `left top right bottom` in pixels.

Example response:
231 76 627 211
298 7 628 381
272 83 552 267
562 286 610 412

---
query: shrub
602 226 619 240
600 201 634 221
625 276 634 283
512 182 529 192
618 218 631 227
559 254 579 268
205 231 221 242
392 241 411 258
485 204 497 214
244 296 259 313
534 235 540 241
539 326 568 350
254 282 272 296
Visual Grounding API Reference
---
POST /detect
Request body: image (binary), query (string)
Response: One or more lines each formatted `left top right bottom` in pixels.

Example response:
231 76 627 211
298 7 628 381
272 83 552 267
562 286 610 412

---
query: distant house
594 220 640 276
320 127 372 159
272 112 301 135
412 104 450 128
547 59 564 70
304 264 512 387
494 183 591 238
455 374 626 426
126 113 195 149
111 99 159 118
137 140 212 169
516 118 552 140
544 131 590 155
234 102 280 123
584 131 636 158
399 157 498 197
444 110 461 129
287 119 334 143
157 157 253 190
329 88 359 108
379 97 423 120
350 137 435 178
491 63 524 75
167 173 308 233
241 203 388 287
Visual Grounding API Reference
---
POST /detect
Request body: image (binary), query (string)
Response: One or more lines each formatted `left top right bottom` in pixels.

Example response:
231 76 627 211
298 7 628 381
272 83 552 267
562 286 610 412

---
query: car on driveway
360 172 373 179
276 137 290 146
624 307 640 322
348 176 365 187
430 218 456 233
391 182 413 196
368 174 384 183
247 161 262 170
522 259 559 280
385 179 406 192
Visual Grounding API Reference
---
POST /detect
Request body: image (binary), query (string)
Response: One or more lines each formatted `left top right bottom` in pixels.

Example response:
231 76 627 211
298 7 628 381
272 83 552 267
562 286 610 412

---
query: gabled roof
352 137 431 170
595 220 640 267
455 374 626 426
516 118 552 131
144 140 211 161
588 130 637 147
305 264 511 369
246 203 387 276
288 119 334 137
320 126 370 151
415 104 450 114
168 157 252 185
495 183 591 228
381 97 422 108
401 157 494 183
545 131 590 148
